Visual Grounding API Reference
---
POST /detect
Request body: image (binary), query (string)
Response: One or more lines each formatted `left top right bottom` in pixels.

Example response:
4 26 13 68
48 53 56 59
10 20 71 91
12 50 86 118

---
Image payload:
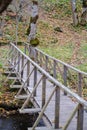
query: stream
0 113 44 130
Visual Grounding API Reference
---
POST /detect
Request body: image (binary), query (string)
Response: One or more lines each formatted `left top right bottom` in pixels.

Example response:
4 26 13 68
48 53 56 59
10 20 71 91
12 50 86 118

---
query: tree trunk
81 0 87 25
27 0 39 47
71 0 79 25
0 0 12 13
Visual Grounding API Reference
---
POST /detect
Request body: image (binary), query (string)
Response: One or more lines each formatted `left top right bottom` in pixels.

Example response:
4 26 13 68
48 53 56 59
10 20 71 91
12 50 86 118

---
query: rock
54 26 63 32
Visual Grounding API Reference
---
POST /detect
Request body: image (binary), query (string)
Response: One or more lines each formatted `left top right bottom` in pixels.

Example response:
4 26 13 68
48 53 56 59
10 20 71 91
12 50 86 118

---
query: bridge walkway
3 43 87 130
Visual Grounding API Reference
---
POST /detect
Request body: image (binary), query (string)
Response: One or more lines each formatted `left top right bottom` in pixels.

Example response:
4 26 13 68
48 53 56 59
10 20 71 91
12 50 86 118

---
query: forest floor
0 0 87 115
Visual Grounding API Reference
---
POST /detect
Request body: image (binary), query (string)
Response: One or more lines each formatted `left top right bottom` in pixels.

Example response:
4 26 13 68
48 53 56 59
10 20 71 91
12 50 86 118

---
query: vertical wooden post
24 43 27 54
45 55 48 71
77 104 84 130
63 65 67 95
17 52 20 72
53 60 57 79
33 48 37 96
40 52 43 67
78 73 82 97
55 86 60 129
33 66 37 96
42 75 46 107
21 55 24 79
27 60 30 86
14 48 17 66
10 46 14 63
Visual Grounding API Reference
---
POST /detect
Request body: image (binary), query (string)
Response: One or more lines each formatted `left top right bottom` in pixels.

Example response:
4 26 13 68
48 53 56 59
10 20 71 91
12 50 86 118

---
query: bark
71 0 79 25
27 0 39 47
0 0 12 13
81 0 87 25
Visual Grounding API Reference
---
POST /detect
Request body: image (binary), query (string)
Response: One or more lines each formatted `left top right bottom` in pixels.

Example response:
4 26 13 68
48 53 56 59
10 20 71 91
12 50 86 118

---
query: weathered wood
8 43 87 130
53 60 57 79
19 108 41 114
45 56 48 71
21 55 24 79
63 65 67 95
42 75 46 107
17 52 20 72
10 84 22 88
32 87 56 130
77 104 84 130
10 43 87 108
20 76 43 110
54 86 60 129
28 127 61 130
62 104 79 130
27 60 30 86
78 73 82 96
33 66 37 96
15 95 29 100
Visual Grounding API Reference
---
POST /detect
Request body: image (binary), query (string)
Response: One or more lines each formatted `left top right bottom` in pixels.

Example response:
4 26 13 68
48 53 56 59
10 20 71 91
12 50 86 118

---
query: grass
39 43 73 63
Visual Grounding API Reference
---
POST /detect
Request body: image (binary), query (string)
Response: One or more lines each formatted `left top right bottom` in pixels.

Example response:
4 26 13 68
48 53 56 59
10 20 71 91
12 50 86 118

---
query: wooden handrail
10 42 87 108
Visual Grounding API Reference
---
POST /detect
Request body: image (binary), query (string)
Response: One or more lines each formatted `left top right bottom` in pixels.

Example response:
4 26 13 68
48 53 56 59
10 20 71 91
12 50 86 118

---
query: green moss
30 38 39 47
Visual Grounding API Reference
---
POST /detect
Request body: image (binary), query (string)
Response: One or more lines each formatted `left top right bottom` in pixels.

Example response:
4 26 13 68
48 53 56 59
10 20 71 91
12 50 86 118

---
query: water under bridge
3 42 87 130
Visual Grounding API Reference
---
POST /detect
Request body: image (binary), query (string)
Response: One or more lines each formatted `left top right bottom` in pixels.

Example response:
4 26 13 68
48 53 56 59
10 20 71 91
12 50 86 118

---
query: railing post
14 48 17 66
10 45 14 64
45 55 48 71
77 104 84 130
42 75 46 107
24 43 27 54
33 48 37 96
21 55 24 79
27 60 30 86
33 66 37 96
63 65 68 95
17 52 20 72
53 60 57 79
55 86 60 129
40 52 43 67
78 73 82 97
12 47 15 65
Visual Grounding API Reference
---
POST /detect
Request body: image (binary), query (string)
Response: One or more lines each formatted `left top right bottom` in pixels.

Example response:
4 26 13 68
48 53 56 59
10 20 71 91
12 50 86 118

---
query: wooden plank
10 84 22 88
28 127 61 130
8 77 20 80
15 95 29 99
3 71 17 74
19 108 41 114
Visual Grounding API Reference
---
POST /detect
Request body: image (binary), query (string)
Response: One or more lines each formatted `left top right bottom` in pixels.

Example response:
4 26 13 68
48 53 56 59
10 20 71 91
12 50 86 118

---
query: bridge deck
25 65 87 130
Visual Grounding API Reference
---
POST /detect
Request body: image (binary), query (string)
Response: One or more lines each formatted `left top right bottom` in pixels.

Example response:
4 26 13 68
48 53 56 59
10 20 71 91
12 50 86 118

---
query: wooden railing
4 42 87 130
22 42 87 97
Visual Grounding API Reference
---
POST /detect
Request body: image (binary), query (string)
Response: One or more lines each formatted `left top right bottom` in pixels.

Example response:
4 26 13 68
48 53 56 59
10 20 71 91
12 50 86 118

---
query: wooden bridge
3 42 87 130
